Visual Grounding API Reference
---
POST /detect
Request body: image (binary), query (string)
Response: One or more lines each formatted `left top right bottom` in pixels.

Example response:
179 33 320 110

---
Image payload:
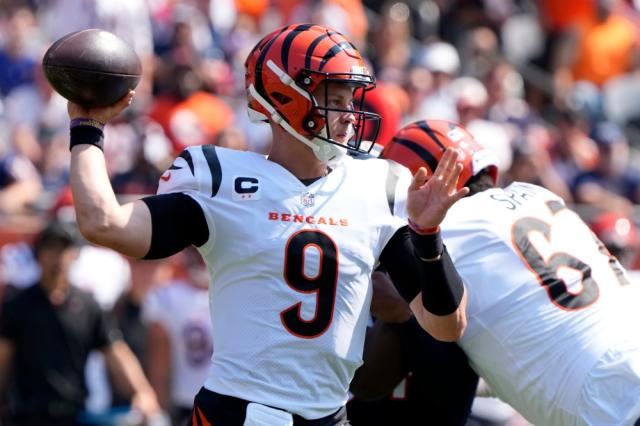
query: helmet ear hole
270 91 293 105
295 70 314 89
303 112 324 134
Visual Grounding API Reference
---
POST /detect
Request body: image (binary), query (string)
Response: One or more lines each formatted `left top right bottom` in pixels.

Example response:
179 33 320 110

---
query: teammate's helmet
590 211 638 262
245 23 380 162
380 120 499 189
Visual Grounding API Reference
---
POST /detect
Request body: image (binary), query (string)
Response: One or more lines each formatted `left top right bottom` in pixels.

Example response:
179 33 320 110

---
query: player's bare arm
68 91 153 258
406 148 469 341
103 340 161 418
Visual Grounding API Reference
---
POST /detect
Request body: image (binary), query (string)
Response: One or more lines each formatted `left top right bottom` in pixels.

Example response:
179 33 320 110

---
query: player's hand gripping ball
42 29 141 107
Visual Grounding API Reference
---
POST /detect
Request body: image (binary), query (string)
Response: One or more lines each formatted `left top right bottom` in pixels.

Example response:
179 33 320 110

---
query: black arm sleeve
141 193 209 259
380 226 464 316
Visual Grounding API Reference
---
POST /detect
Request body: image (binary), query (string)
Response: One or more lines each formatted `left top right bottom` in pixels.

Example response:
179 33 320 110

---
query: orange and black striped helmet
381 120 499 189
245 23 380 161
591 211 638 255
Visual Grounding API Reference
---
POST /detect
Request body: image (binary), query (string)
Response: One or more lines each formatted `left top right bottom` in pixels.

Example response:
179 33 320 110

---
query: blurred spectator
69 244 133 416
548 108 599 186
0 221 160 425
485 61 529 127
165 91 235 152
451 76 513 175
150 17 235 153
399 63 431 116
506 124 573 202
1 15 60 133
459 26 500 80
534 0 595 70
153 6 228 94
0 8 40 97
565 80 605 123
3 60 70 202
110 120 169 196
112 257 173 364
571 121 640 212
369 1 413 82
552 0 640 101
0 241 39 289
208 0 241 36
109 256 173 413
281 0 369 47
142 248 212 426
0 150 42 215
414 40 461 121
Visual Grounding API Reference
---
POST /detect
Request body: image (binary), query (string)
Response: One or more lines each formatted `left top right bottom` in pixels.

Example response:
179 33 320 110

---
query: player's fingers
432 148 457 181
449 187 470 205
445 162 464 190
109 90 136 116
67 101 89 117
410 167 428 190
118 90 135 108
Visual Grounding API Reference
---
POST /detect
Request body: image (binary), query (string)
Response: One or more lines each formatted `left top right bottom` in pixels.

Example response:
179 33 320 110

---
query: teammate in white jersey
143 248 212 425
381 119 640 426
64 24 470 425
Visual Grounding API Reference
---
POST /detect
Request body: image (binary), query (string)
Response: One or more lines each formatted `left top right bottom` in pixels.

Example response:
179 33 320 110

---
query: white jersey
142 281 212 408
157 146 410 419
442 182 640 425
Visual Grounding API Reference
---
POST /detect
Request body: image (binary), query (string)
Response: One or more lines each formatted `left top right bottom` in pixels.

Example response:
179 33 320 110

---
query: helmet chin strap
316 138 347 164
248 84 347 163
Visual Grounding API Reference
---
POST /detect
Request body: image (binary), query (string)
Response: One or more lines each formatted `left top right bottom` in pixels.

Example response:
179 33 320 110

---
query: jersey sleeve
157 148 198 195
385 159 412 220
142 146 220 259
157 146 221 198
375 159 412 255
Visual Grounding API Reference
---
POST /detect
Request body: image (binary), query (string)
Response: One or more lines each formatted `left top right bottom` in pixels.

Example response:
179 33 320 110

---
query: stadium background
1 0 640 423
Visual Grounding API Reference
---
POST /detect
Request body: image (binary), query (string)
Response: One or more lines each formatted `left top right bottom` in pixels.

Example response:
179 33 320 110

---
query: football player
381 119 640 425
348 270 478 426
65 24 469 425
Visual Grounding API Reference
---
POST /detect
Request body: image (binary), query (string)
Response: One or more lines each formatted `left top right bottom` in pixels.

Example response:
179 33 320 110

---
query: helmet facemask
298 70 381 162
245 24 381 164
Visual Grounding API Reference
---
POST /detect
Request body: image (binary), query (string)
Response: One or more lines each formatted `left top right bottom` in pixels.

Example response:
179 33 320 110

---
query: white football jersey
442 182 640 425
157 146 410 419
142 281 212 408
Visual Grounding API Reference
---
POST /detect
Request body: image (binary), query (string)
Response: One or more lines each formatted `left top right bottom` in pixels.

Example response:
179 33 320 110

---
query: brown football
42 29 141 107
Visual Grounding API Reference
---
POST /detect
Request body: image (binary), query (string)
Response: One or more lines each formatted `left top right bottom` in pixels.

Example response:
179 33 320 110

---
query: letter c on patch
234 177 259 194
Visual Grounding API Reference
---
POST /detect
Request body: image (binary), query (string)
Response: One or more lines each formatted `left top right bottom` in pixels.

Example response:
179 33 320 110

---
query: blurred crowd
2 0 640 423
1 0 640 229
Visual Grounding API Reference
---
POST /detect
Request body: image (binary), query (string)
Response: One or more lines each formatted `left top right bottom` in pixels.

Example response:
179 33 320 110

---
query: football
42 29 142 107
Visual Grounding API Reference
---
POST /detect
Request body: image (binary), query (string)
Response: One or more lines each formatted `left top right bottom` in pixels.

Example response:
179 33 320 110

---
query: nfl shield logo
301 191 315 207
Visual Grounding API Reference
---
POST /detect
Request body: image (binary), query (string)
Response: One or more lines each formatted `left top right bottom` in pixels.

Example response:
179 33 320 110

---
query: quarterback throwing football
65 24 469 426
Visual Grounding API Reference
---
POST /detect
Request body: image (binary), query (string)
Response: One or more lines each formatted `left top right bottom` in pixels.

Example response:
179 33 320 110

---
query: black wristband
70 125 105 152
420 249 464 316
409 228 444 260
